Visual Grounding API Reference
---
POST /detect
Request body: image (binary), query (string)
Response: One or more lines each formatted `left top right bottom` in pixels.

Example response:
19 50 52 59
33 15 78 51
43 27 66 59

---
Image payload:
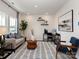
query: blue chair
70 37 79 53
56 37 79 59
70 37 79 46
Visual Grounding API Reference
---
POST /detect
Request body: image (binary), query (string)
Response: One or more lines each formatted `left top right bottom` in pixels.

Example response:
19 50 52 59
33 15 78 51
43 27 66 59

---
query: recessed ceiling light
34 5 38 8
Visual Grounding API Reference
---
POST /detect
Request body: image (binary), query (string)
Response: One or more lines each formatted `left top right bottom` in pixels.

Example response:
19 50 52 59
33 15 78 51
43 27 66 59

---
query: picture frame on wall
58 10 73 32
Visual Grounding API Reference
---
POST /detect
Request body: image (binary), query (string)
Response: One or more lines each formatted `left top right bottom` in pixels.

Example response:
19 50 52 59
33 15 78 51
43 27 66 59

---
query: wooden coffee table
27 40 37 49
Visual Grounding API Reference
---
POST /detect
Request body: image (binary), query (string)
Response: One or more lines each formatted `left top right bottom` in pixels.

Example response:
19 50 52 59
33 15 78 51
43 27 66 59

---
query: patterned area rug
7 42 72 59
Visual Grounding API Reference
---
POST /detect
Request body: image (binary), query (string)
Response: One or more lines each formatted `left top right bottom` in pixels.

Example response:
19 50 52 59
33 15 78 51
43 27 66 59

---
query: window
9 17 17 33
0 12 6 26
0 11 17 33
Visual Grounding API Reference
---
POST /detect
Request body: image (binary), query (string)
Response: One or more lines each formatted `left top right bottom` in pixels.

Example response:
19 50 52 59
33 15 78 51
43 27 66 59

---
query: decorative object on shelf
37 17 45 21
58 10 73 32
41 21 49 25
19 20 28 39
37 17 49 26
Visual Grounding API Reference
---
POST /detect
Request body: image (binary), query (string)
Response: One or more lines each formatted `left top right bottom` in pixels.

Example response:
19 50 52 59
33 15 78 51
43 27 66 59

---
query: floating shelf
37 17 45 21
37 19 45 21
41 23 49 26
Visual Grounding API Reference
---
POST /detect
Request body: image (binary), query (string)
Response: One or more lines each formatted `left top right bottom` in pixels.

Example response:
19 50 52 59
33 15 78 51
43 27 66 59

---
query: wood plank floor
7 42 72 59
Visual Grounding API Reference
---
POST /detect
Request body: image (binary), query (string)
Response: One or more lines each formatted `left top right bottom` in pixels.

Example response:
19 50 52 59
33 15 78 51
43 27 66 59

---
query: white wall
55 0 79 40
0 0 17 18
55 0 79 58
19 14 54 40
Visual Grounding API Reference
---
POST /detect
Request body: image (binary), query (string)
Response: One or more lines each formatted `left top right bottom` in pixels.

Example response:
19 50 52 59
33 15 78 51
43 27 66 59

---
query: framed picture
58 10 73 32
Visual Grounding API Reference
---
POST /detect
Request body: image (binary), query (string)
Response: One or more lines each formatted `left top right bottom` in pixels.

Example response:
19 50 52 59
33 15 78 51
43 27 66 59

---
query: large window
9 17 17 33
0 11 17 33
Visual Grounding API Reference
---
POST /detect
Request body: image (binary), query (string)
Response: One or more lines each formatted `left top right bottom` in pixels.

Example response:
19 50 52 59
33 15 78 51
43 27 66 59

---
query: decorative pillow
7 33 16 38
14 33 22 39
5 33 22 39
5 34 10 38
9 33 14 38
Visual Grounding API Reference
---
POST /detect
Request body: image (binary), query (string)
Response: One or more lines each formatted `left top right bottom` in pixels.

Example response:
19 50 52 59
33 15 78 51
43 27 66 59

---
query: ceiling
3 0 69 15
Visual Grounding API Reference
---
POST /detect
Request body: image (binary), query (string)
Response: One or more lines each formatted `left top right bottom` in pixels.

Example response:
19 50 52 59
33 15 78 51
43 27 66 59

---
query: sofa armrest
5 38 16 48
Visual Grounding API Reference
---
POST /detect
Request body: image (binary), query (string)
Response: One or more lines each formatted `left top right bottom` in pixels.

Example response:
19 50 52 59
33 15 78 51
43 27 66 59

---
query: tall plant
20 20 28 37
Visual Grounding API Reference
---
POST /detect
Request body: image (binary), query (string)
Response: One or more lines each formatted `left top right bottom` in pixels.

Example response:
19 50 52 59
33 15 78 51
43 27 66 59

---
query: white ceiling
3 0 69 15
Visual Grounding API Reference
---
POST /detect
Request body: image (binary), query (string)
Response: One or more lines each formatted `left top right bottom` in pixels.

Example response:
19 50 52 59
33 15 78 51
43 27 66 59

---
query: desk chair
43 29 53 42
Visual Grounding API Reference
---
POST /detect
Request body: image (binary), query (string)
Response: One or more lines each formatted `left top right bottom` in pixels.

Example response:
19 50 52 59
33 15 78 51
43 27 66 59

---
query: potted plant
19 20 28 40
0 40 5 48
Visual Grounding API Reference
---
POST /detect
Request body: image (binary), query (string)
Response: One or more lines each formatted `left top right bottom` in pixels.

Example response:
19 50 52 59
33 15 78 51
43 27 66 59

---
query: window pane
0 12 6 26
1 15 6 26
10 17 16 26
10 27 16 33
9 17 17 33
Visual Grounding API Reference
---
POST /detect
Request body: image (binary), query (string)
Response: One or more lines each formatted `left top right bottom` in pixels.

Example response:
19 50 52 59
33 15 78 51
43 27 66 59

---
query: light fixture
34 5 38 8
0 26 7 41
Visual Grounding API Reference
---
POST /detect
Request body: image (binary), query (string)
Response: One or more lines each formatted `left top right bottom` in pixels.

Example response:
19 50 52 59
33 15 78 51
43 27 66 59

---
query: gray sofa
5 37 25 52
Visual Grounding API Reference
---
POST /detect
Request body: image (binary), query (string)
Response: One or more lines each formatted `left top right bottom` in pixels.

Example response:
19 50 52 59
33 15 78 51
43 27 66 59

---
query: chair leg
56 50 58 59
68 50 77 59
71 54 77 59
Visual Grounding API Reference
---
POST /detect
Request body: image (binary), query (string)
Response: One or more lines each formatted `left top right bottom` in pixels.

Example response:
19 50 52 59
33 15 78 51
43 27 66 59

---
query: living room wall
54 0 79 58
19 13 55 40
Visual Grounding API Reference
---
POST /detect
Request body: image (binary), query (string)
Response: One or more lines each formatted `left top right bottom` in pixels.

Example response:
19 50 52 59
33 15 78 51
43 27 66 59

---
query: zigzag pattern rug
7 42 72 59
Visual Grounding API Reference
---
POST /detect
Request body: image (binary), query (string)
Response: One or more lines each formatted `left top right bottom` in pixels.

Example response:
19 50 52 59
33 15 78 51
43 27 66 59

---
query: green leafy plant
19 20 28 37
0 40 5 45
0 40 5 48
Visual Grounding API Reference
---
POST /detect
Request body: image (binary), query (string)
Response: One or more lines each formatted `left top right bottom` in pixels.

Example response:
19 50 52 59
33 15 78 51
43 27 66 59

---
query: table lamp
0 26 7 41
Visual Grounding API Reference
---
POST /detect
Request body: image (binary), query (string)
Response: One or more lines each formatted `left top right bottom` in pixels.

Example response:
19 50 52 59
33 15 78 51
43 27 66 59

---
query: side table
27 40 37 49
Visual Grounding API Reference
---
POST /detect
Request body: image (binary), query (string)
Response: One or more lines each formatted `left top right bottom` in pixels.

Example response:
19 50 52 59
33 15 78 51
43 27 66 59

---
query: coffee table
0 43 13 59
27 40 37 49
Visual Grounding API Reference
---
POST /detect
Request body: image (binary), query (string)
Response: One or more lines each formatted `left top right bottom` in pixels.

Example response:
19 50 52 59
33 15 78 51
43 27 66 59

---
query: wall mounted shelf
37 19 45 21
41 24 49 26
37 17 49 26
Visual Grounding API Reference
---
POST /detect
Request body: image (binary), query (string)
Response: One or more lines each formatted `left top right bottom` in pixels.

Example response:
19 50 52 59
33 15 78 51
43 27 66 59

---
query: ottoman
27 40 37 49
